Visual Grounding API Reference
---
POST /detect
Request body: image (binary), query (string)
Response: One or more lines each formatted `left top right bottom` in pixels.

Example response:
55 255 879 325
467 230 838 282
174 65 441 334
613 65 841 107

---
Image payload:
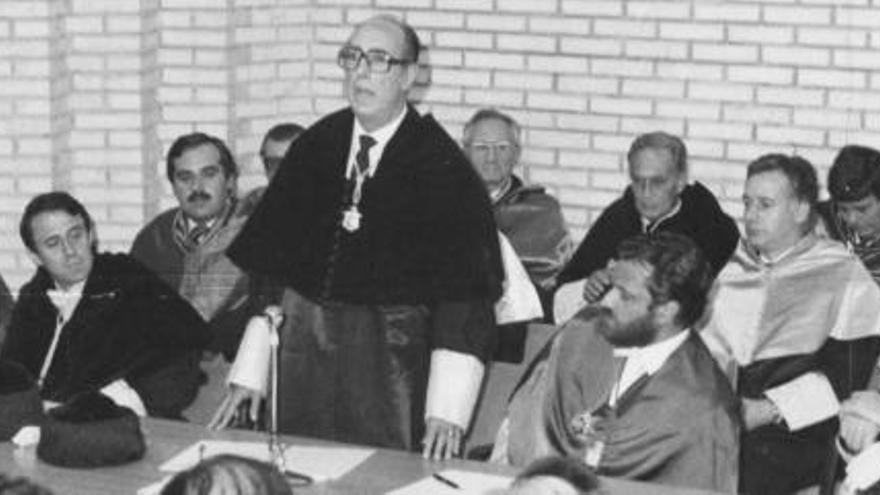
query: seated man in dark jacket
557 131 738 303
0 192 210 419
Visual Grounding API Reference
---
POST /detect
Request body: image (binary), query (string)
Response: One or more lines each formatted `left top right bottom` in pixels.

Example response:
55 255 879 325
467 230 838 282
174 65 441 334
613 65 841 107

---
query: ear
675 173 687 195
795 199 811 225
653 300 681 331
27 249 42 268
401 63 419 91
228 175 239 198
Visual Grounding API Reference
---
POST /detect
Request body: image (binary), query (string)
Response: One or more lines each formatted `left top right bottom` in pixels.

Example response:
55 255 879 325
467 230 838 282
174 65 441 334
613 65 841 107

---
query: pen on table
432 472 461 489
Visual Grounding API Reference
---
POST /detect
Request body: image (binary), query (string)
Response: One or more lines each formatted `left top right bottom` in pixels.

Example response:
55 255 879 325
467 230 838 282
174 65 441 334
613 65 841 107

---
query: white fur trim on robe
495 232 543 325
101 379 147 417
701 236 880 377
424 349 484 429
226 314 272 395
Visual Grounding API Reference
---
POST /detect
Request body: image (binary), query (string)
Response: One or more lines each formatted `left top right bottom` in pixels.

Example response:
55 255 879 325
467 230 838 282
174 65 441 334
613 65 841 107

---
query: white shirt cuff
424 349 484 430
226 315 271 395
765 372 839 431
101 379 147 417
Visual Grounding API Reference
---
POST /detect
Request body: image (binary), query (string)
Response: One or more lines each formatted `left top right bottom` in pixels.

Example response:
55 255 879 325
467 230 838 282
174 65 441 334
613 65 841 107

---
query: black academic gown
557 182 738 285
227 106 503 450
0 253 211 418
501 310 740 493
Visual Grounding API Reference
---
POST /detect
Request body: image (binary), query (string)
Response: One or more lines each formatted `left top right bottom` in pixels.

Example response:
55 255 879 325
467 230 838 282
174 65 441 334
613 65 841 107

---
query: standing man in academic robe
556 131 738 302
211 15 502 460
491 232 739 493
701 154 880 494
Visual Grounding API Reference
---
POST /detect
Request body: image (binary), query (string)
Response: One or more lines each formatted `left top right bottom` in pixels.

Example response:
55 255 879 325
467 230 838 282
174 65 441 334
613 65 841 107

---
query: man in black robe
492 233 739 493
556 132 738 302
0 192 211 418
211 15 502 460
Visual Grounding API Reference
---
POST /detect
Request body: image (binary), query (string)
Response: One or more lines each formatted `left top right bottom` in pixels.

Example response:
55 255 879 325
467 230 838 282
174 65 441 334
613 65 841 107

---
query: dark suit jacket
0 253 211 418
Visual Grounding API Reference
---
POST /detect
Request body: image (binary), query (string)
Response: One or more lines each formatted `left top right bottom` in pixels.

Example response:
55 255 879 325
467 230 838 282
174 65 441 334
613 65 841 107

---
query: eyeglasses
467 141 517 155
337 45 413 74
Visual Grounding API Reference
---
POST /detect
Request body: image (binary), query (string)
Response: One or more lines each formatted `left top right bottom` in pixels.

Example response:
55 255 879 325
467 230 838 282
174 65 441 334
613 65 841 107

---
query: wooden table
0 418 720 494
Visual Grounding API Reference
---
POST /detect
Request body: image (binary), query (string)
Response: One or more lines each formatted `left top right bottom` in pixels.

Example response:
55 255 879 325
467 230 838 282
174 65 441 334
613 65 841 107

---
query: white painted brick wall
4 0 880 289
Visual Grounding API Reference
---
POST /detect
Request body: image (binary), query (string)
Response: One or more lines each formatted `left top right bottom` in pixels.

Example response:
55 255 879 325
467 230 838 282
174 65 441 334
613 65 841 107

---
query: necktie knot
188 221 210 245
356 135 377 174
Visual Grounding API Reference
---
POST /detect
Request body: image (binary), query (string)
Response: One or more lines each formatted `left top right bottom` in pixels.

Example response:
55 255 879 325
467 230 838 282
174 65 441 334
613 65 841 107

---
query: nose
743 204 758 223
61 239 77 258
485 146 498 163
841 209 860 228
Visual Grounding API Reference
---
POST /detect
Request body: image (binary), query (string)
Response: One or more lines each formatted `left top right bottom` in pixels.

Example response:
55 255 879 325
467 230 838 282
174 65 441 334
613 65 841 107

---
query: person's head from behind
599 232 712 348
260 123 305 181
20 192 96 290
462 108 522 194
507 456 600 495
743 153 817 258
167 132 238 223
338 15 420 132
160 454 293 495
827 144 880 240
627 132 688 222
0 474 54 495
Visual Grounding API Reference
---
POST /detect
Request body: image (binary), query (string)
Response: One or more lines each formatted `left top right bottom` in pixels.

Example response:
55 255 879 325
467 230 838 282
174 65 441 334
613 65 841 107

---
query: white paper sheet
765 371 840 431
386 469 512 495
158 440 374 482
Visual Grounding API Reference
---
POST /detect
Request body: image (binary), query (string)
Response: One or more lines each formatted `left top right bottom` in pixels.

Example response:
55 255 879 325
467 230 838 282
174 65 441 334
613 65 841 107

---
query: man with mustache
492 233 739 493
1 192 210 418
131 132 256 423
211 15 502 461
700 154 880 494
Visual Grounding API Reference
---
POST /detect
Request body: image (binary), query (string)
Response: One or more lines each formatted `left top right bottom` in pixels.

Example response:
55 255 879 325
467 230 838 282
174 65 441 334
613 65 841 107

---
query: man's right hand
582 269 611 303
208 383 262 430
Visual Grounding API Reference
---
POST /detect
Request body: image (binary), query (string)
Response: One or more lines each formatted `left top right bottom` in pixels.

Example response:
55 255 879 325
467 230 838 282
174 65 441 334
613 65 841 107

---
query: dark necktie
356 135 377 174
188 221 210 245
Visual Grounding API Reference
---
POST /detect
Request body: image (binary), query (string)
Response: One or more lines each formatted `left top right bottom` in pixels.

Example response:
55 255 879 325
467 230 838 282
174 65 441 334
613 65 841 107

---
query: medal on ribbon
342 206 361 232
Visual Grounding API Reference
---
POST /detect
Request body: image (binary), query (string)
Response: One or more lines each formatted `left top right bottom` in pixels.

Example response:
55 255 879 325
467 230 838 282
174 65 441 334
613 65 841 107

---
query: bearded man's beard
597 310 658 348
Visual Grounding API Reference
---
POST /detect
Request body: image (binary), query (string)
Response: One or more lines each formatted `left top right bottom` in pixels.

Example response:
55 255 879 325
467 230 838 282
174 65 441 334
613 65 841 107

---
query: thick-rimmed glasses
337 45 412 74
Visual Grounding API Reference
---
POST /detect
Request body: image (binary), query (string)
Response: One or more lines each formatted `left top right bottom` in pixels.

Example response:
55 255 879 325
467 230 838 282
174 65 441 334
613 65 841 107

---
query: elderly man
240 123 305 214
211 15 502 460
492 232 739 492
700 154 880 494
556 132 738 303
0 192 210 418
463 108 572 313
131 132 257 422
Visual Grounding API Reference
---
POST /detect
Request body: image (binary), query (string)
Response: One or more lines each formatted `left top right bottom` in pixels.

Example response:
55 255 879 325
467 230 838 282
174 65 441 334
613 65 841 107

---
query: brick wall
1 0 879 288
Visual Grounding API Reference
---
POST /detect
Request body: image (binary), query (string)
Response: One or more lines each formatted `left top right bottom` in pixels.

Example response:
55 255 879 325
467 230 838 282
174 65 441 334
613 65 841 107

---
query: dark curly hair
617 232 713 329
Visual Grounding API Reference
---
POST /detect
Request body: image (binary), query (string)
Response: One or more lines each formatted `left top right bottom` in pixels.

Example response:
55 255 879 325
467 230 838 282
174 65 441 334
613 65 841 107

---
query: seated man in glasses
211 15 502 461
462 108 572 360
556 132 738 304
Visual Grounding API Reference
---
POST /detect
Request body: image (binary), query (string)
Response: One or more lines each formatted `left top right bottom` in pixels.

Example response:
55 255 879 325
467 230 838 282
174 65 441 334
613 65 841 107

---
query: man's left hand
742 397 780 431
422 417 463 461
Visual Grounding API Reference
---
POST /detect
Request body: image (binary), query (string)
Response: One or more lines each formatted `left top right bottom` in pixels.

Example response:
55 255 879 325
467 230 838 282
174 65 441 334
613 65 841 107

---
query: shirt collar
612 329 689 377
641 198 682 233
489 177 514 203
346 106 408 179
